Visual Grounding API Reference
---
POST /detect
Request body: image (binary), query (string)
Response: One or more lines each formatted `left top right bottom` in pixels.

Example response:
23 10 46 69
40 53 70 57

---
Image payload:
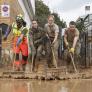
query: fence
80 14 92 67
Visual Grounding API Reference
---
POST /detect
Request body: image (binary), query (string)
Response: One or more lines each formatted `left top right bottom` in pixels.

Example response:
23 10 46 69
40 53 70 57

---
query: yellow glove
69 48 75 54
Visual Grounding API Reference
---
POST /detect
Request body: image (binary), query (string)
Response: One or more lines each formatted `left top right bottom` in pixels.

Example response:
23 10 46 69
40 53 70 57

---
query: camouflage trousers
44 39 60 67
34 45 43 60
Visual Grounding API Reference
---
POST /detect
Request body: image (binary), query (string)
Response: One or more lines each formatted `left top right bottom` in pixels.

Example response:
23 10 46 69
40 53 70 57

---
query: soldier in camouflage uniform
44 15 59 68
64 21 79 71
29 19 46 67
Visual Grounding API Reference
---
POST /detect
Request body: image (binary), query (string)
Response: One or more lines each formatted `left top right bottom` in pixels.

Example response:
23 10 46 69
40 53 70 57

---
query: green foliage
52 13 67 28
35 0 50 27
35 0 66 28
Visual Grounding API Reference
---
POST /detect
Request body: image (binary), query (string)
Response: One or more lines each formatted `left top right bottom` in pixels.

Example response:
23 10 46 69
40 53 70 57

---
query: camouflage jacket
29 27 46 47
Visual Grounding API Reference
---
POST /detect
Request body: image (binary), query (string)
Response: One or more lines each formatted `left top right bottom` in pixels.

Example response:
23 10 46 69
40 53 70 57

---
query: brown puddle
0 79 92 92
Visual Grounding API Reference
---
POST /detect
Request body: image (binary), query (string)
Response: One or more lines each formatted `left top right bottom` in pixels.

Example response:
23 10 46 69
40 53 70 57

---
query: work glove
16 37 22 47
69 48 75 54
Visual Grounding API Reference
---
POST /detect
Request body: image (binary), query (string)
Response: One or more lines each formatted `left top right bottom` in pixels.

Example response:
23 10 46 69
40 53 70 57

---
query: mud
1 64 92 80
1 48 92 80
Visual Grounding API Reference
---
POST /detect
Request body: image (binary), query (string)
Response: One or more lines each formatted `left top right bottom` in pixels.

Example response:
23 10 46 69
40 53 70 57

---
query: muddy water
0 79 92 92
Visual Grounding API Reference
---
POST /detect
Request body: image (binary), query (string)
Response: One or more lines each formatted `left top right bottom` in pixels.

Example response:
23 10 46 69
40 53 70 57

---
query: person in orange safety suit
3 14 29 71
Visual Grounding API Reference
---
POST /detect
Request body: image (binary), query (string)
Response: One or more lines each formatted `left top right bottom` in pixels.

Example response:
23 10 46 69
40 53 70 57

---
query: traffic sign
1 5 10 17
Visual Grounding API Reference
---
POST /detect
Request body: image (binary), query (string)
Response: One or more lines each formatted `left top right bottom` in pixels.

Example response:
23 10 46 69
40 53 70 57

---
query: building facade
0 0 35 33
0 0 24 24
0 0 35 60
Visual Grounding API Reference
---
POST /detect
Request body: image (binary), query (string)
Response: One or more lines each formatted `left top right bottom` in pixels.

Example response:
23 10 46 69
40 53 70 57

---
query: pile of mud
0 62 92 80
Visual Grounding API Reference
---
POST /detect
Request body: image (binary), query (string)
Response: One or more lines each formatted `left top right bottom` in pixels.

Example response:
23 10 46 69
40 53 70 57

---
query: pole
69 52 78 73
0 28 2 65
47 34 58 68
67 47 78 73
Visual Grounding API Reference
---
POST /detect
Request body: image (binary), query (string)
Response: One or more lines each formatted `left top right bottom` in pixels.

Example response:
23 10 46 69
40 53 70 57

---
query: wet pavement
0 79 92 92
